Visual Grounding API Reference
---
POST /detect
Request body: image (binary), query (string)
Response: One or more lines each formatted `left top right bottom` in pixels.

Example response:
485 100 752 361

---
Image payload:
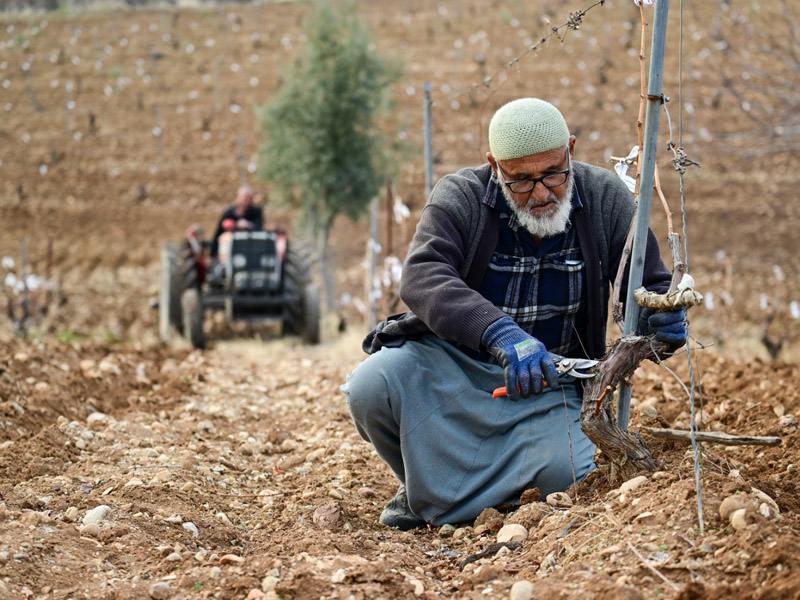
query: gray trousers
342 335 595 525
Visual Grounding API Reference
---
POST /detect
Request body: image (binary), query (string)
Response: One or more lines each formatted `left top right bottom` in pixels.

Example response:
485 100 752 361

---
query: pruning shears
492 355 599 398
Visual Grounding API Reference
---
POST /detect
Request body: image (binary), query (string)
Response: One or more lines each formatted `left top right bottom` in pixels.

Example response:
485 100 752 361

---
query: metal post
423 81 434 200
617 0 670 429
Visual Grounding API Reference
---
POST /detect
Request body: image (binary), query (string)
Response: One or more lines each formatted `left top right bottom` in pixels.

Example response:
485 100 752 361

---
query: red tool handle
492 382 549 398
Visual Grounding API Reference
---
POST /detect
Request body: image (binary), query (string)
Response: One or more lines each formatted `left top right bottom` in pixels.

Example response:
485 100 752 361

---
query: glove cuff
482 315 527 350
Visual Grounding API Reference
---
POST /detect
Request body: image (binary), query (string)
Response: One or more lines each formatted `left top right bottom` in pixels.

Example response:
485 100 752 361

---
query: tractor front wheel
181 287 205 350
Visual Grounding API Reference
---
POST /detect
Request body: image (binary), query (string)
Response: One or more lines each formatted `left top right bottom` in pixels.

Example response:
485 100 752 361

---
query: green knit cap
488 98 570 160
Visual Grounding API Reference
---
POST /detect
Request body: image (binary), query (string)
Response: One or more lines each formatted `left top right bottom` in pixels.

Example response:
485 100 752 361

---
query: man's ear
486 152 498 175
568 135 576 156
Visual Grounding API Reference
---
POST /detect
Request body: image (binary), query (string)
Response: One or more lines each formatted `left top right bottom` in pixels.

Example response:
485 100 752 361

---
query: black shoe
379 484 426 530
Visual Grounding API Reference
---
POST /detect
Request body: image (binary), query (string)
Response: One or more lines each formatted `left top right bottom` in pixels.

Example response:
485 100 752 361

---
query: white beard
499 172 575 238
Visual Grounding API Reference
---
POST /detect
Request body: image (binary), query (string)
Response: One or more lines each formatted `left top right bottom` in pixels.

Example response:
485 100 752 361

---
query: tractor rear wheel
181 287 205 350
158 241 198 344
282 243 321 344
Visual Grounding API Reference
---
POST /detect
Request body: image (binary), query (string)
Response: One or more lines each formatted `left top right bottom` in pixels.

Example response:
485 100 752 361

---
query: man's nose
529 181 551 202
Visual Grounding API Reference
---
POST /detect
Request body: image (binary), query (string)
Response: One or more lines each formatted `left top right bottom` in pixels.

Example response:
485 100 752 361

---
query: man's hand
482 316 559 398
638 307 687 351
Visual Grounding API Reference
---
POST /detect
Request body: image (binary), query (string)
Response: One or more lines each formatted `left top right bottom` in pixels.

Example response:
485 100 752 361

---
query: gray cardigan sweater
399 160 672 359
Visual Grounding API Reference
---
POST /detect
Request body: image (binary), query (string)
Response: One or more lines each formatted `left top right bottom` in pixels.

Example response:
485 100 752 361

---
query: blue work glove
482 316 559 398
638 307 687 351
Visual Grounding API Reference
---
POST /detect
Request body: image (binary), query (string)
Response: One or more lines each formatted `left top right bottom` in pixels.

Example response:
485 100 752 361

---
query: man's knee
343 370 380 422
342 351 398 423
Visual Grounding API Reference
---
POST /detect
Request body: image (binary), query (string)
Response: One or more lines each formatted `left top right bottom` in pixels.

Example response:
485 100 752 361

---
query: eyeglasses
497 153 571 194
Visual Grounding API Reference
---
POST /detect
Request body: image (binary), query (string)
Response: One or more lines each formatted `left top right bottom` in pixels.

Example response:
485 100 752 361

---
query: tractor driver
210 185 264 261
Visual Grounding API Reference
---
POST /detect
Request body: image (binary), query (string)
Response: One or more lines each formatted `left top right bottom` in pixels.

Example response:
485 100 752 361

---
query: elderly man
342 98 686 529
210 185 264 259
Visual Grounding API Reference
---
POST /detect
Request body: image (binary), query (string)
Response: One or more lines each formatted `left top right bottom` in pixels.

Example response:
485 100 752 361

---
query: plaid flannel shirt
474 185 588 359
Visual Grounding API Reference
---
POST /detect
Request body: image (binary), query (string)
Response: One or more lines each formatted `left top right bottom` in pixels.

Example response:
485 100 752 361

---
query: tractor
158 225 321 349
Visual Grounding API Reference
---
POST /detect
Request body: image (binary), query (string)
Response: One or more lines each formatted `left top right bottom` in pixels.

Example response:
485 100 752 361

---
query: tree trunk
579 335 673 482
316 217 337 315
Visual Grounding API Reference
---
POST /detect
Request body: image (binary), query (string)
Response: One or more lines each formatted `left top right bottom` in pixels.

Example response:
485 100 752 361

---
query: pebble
210 566 222 579
183 522 200 537
86 412 107 429
546 492 573 508
408 577 424 595
619 476 648 494
510 580 534 600
639 405 658 419
125 478 145 487
261 576 279 592
438 524 456 537
148 582 171 599
497 524 528 543
331 569 346 583
79 523 100 537
356 487 376 498
196 421 215 433
779 415 798 432
220 554 244 565
216 512 233 526
12 553 30 561
83 505 111 525
164 514 183 524
730 508 748 531
166 552 182 562
453 527 469 540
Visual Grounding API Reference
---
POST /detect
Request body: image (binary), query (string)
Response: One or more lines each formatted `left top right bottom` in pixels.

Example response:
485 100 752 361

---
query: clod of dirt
506 502 551 529
519 487 541 504
719 493 759 522
312 501 341 528
474 507 504 530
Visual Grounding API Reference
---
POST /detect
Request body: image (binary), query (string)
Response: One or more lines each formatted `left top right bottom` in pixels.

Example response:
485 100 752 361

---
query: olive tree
257 0 402 315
